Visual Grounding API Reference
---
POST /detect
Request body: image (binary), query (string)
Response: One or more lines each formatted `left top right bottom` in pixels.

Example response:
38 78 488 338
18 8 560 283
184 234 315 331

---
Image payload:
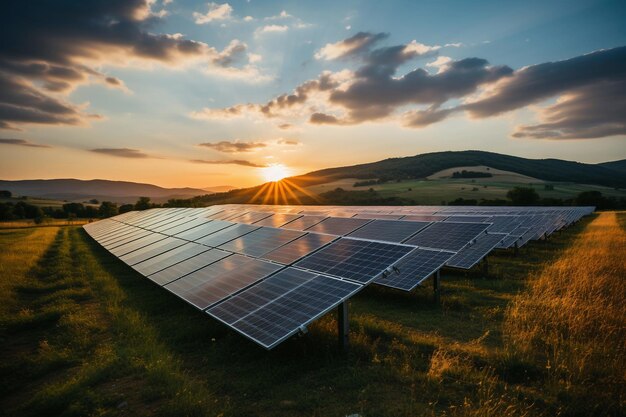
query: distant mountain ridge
290 150 626 188
0 179 211 203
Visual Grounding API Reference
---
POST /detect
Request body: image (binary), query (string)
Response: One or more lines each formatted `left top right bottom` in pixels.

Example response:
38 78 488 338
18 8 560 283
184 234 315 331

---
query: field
305 166 626 204
0 213 624 416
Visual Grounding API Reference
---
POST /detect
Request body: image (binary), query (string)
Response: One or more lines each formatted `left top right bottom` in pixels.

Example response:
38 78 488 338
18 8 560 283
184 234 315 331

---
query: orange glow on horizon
260 163 291 183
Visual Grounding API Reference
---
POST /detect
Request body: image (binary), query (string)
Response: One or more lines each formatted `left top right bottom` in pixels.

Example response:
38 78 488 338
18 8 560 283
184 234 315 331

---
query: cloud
190 159 266 167
0 138 51 148
0 0 264 130
277 138 300 145
255 25 289 36
512 79 626 139
463 46 626 118
315 32 389 60
198 140 266 152
192 32 626 139
265 10 292 20
90 148 151 158
193 2 233 24
211 40 247 67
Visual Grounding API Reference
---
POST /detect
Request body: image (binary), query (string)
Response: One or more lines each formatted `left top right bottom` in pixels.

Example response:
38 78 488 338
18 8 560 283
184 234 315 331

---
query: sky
1 0 625 189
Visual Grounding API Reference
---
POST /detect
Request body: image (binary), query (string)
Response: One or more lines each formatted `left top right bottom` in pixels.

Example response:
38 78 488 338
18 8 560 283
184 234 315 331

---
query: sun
261 163 292 182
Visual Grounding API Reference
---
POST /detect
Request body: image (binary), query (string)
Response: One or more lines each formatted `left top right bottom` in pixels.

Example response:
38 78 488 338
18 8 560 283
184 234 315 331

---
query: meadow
305 166 626 205
0 212 623 416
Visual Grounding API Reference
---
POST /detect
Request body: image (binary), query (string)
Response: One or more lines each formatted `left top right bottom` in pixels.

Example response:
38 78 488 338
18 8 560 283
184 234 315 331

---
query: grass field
0 213 624 416
305 166 626 204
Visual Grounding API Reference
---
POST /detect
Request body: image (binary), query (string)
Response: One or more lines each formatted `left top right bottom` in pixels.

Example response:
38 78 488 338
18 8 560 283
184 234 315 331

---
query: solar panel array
84 203 593 349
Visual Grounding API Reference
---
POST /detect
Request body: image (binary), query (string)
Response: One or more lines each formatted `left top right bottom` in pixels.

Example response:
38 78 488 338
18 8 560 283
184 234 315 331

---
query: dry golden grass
504 211 625 414
0 218 89 229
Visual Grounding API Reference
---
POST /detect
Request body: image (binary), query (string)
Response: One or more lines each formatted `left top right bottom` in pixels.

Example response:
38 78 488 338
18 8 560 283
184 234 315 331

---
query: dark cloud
512 79 626 139
198 140 266 152
315 32 389 60
403 106 456 127
0 138 51 148
326 57 512 123
309 113 343 125
0 0 247 130
190 159 266 167
464 46 626 118
90 148 151 158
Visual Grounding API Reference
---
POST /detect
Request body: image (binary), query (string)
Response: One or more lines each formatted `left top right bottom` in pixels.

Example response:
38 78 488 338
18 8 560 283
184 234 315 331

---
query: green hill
290 151 626 188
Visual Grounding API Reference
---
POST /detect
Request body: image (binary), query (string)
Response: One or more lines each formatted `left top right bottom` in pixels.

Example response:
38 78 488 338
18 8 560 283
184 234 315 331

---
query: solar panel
444 216 491 223
230 211 274 224
218 227 305 257
446 233 506 269
261 232 337 265
353 213 405 220
280 215 326 231
173 220 234 241
207 268 362 349
401 215 448 222
294 238 413 284
164 255 282 309
374 248 454 291
109 233 168 257
253 213 302 228
147 249 231 285
196 223 259 247
404 222 490 252
120 237 188 266
347 220 431 243
159 217 211 236
305 217 371 235
132 242 209 276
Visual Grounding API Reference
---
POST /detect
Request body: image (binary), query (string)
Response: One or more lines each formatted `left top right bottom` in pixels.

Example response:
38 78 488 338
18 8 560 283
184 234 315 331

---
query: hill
598 159 626 175
290 151 626 188
0 179 210 203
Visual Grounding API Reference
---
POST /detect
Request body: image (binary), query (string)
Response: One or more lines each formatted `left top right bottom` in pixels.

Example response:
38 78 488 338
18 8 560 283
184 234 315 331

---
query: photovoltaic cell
230 211 274 224
120 237 188 266
347 220 430 243
164 255 282 309
446 233 506 269
305 217 371 235
218 227 305 257
109 233 168 257
174 220 234 241
207 268 362 349
196 223 259 247
147 249 231 285
443 215 491 223
280 215 326 231
401 215 448 222
132 242 209 276
253 213 302 228
374 248 454 291
404 222 490 251
261 233 336 265
294 238 413 284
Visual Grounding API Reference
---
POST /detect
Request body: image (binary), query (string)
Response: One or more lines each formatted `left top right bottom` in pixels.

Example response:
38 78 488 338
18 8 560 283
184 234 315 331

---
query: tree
134 197 151 210
0 190 11 198
98 201 118 218
119 204 134 214
507 187 540 206
33 207 44 224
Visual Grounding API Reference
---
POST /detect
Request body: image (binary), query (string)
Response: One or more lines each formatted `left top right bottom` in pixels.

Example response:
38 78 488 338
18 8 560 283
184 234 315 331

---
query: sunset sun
261 163 291 182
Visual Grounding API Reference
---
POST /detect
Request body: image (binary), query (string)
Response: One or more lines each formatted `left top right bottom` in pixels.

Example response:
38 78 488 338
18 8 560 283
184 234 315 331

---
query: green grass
0 215 621 416
306 174 626 205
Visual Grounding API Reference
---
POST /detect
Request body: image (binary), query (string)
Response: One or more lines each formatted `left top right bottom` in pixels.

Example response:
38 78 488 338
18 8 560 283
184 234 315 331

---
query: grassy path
0 214 620 416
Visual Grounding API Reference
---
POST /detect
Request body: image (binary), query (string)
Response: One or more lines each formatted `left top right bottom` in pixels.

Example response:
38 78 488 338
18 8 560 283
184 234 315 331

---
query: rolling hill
289 150 626 188
0 179 210 203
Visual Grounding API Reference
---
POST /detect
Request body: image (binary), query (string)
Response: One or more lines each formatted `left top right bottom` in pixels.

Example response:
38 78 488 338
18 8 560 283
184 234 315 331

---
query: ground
0 212 624 416
305 166 626 204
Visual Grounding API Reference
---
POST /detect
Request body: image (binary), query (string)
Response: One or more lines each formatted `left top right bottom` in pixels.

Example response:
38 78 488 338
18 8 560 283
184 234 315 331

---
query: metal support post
433 270 441 304
337 301 349 352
